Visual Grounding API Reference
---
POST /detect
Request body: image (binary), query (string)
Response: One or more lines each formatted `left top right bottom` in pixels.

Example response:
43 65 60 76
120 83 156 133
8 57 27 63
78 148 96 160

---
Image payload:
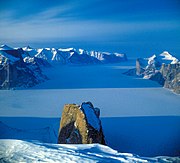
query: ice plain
0 59 180 162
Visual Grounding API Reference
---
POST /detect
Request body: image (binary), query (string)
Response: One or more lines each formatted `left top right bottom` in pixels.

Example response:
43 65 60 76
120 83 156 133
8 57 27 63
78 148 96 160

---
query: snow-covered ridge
159 51 179 64
1 44 127 65
0 44 127 89
0 44 13 50
0 45 49 89
145 51 179 67
11 44 127 64
0 50 20 63
141 51 179 79
124 51 180 93
1 139 179 163
134 51 179 72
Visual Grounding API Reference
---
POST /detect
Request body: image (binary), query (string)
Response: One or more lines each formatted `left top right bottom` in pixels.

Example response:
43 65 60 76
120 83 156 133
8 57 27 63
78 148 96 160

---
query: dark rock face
58 102 106 145
123 68 136 76
123 58 145 76
160 63 180 94
140 63 180 93
101 53 127 63
0 49 48 89
69 51 101 65
149 72 165 86
136 58 145 76
124 56 180 93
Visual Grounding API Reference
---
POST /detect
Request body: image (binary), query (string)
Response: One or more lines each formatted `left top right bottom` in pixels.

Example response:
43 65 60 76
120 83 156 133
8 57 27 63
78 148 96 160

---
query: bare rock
149 71 165 86
58 102 106 145
136 58 145 76
162 63 180 94
0 49 48 89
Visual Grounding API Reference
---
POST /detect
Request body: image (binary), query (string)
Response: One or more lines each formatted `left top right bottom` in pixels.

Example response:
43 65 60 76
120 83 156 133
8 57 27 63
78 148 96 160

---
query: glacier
0 44 180 162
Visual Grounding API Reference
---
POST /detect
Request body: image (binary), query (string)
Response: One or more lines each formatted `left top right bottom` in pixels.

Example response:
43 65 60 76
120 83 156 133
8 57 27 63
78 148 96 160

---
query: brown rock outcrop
58 102 106 145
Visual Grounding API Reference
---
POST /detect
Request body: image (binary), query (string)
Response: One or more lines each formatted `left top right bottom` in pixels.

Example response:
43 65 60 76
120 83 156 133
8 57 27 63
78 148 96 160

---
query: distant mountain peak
159 51 179 64
26 45 33 49
0 44 13 50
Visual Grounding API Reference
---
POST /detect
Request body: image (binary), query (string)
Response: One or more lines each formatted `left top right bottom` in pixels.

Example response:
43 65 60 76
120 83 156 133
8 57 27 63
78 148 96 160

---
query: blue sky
0 0 180 56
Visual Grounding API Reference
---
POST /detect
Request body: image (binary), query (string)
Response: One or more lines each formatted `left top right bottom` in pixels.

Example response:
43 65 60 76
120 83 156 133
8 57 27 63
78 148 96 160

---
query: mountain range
0 44 127 89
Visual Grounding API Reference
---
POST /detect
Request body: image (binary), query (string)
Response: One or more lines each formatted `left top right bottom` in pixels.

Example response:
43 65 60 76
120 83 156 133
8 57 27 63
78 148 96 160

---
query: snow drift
0 139 179 163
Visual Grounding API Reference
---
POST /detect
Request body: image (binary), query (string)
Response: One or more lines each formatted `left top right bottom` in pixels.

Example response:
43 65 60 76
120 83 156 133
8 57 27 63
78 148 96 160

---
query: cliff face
160 63 180 94
0 49 48 89
136 58 145 76
138 61 180 94
58 102 106 145
125 52 180 94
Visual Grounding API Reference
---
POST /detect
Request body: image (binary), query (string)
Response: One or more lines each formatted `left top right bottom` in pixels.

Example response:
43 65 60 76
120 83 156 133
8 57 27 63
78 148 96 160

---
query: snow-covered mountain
124 51 180 93
2 44 179 92
130 51 179 74
90 51 127 63
22 45 127 64
0 44 13 50
0 45 48 89
0 44 127 89
144 51 179 74
1 45 127 65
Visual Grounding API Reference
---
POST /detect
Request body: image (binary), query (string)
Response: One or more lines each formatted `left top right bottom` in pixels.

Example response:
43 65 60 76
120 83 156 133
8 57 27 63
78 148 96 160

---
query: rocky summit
124 51 180 94
58 102 106 145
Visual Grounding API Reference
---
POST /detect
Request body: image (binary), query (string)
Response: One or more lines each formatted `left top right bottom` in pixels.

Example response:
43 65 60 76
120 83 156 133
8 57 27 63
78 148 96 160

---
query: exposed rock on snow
0 44 13 50
148 72 165 86
0 47 48 89
22 46 127 64
124 51 180 93
90 51 127 63
136 58 146 76
68 51 101 64
58 102 106 145
0 44 127 89
2 45 127 66
161 63 180 94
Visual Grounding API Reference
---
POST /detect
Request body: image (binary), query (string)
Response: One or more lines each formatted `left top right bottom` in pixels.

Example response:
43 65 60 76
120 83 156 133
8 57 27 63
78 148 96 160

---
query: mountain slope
23 46 127 64
0 121 56 143
0 44 127 89
1 139 179 163
124 51 180 93
0 46 48 89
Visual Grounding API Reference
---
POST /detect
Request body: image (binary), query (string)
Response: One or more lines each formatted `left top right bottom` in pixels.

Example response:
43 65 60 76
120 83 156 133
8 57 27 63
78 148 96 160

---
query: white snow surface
0 139 178 163
21 45 127 64
58 47 75 52
0 88 179 117
0 61 179 117
147 54 156 65
80 103 100 131
159 51 179 64
146 51 179 67
0 50 180 161
23 56 35 63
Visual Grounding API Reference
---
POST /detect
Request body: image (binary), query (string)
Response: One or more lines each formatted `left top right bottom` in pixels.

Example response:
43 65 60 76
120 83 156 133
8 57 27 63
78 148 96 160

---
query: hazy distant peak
0 44 13 50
